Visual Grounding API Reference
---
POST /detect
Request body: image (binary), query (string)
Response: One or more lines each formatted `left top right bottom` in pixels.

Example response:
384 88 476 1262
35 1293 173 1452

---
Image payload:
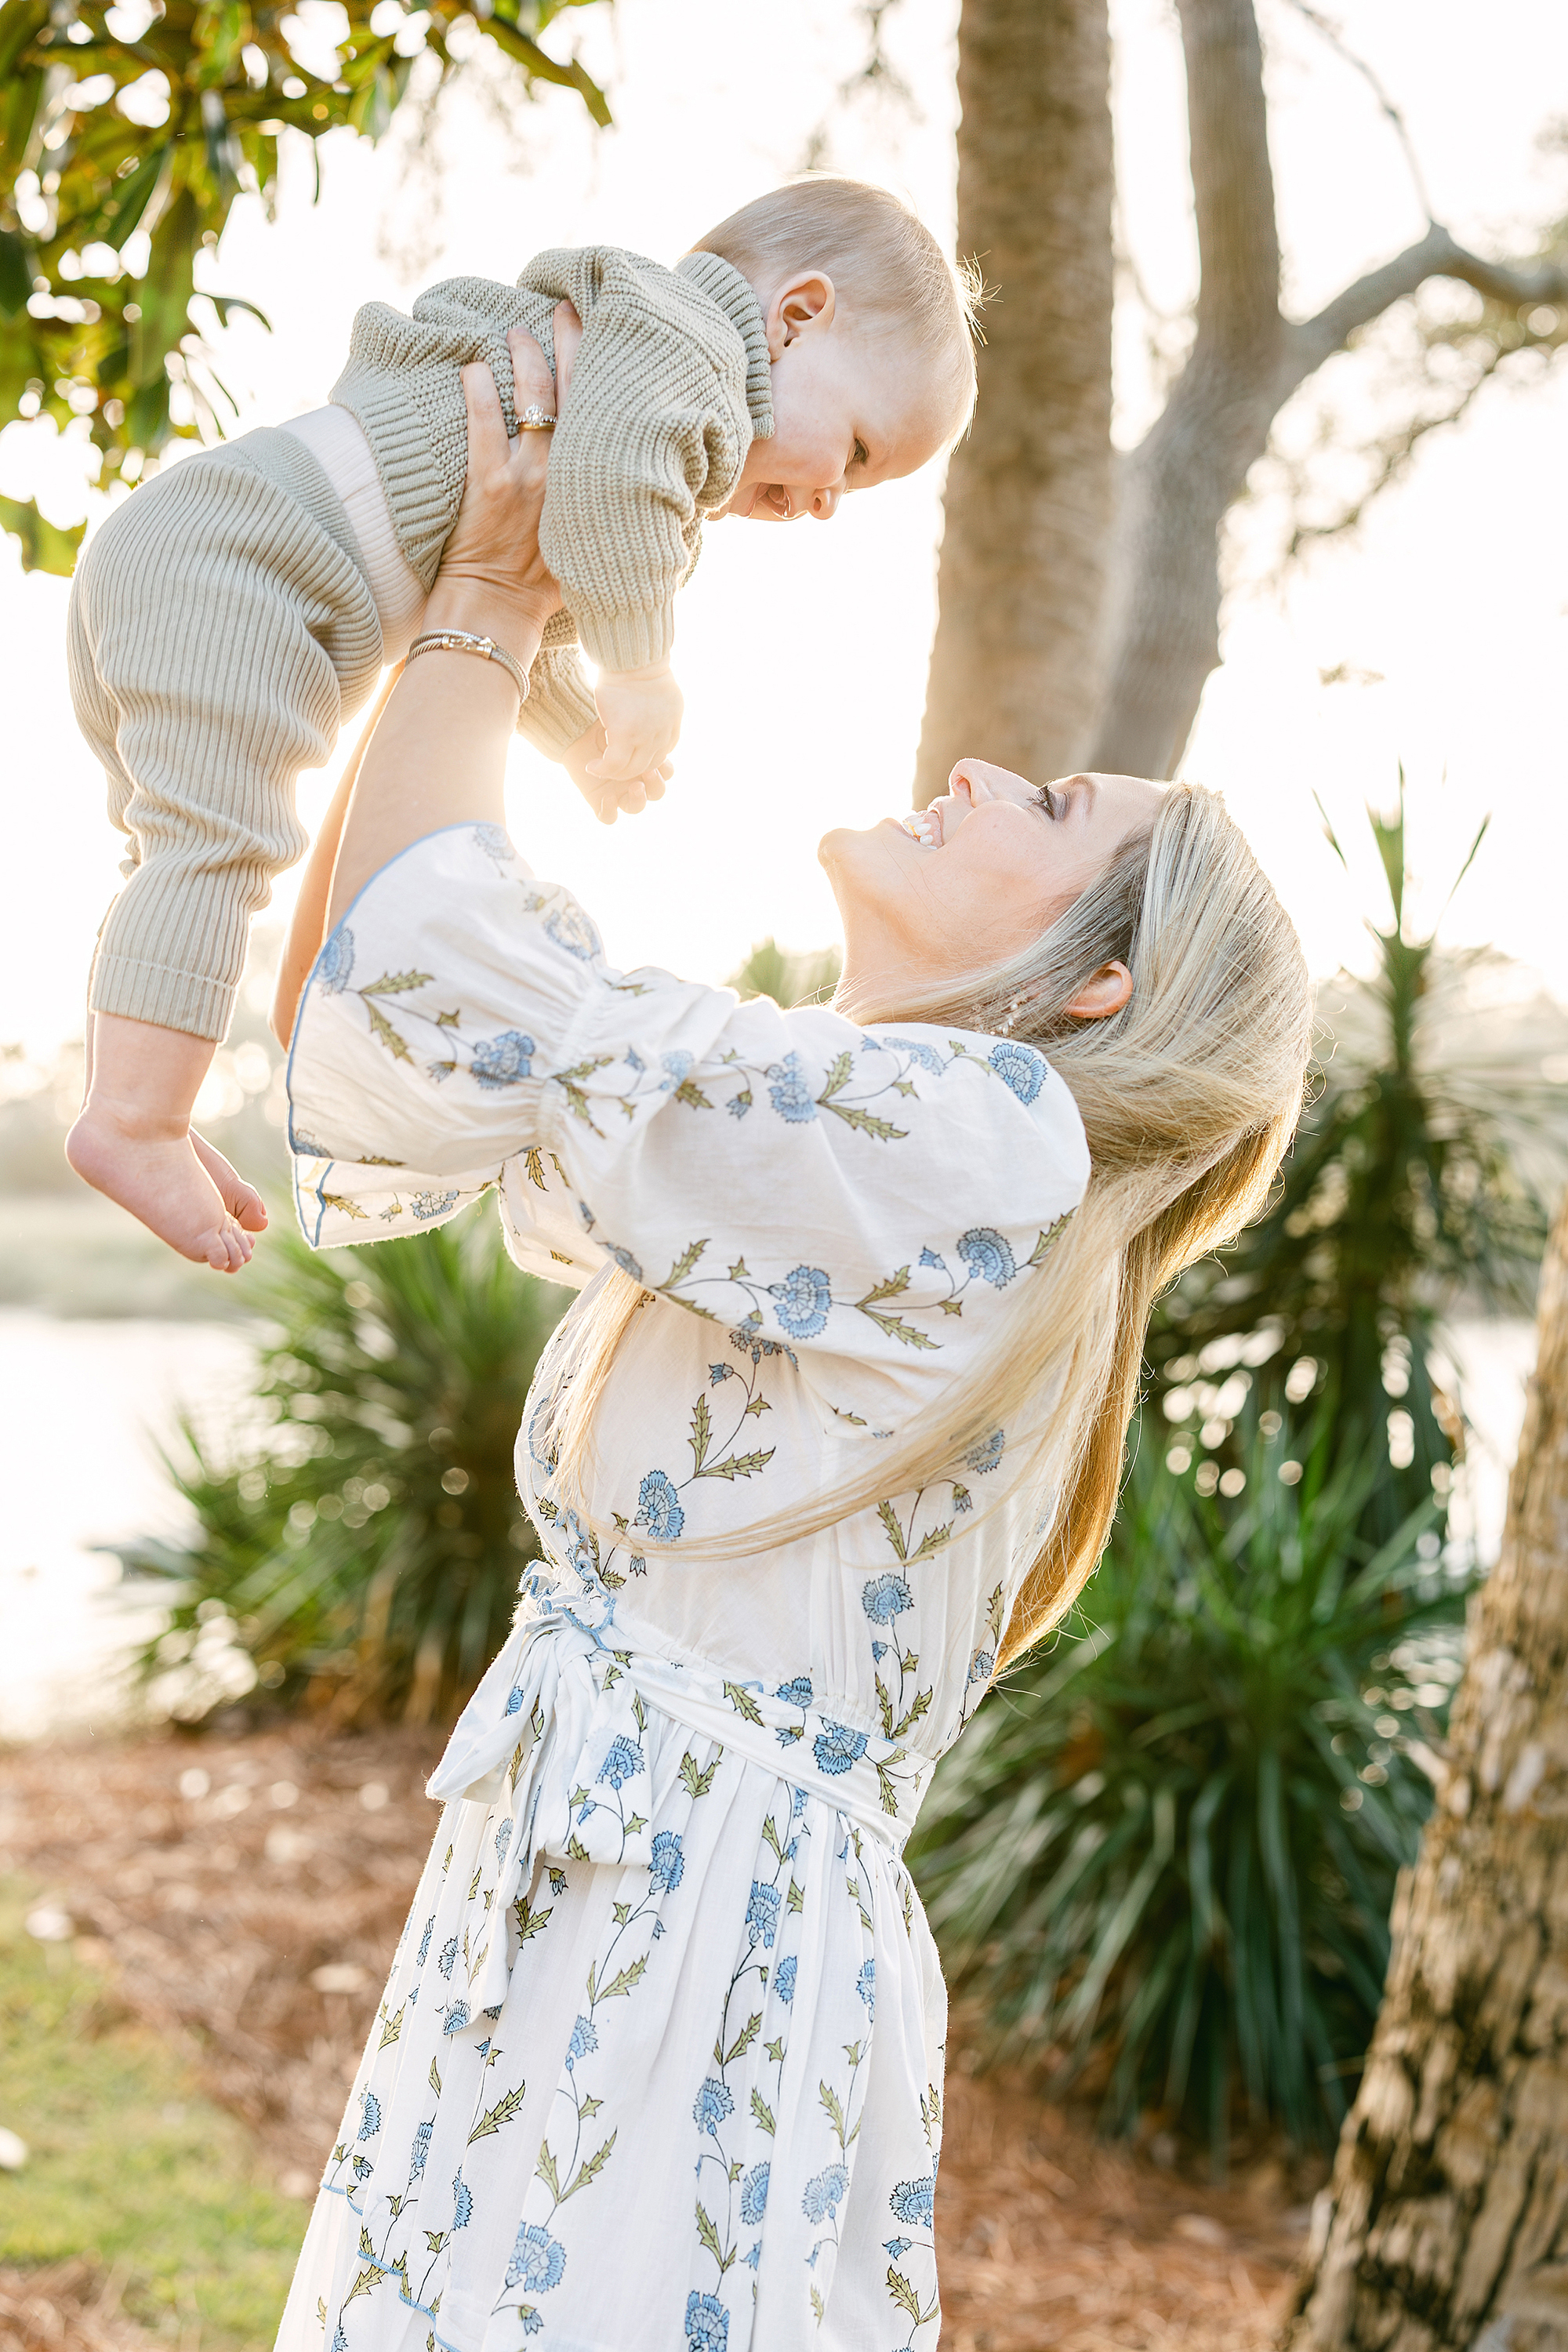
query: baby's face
714 279 958 524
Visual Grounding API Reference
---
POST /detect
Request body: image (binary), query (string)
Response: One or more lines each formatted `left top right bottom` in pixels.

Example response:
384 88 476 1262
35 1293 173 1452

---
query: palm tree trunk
912 0 1113 805
1279 1191 1568 2352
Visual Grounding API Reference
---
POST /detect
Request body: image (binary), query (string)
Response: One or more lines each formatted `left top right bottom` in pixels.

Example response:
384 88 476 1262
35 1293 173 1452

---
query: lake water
0 1311 1541 1744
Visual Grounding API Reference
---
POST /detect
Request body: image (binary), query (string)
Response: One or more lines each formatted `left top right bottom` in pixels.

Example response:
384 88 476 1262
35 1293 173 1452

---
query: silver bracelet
406 630 530 710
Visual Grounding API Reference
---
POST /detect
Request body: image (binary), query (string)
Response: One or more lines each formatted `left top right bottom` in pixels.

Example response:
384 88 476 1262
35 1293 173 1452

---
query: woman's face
819 760 1164 1004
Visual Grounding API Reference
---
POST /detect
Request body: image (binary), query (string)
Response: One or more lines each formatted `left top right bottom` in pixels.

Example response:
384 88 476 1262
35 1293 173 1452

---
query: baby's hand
66 1111 267 1272
587 662 684 786
561 720 672 826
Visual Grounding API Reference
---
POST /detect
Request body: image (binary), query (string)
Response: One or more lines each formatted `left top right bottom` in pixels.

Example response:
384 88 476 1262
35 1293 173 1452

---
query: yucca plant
120 1202 572 1722
1149 782 1566 1544
909 1410 1474 2162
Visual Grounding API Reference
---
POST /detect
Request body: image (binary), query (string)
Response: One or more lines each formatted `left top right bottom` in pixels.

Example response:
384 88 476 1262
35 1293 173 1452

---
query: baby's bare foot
66 1113 265 1272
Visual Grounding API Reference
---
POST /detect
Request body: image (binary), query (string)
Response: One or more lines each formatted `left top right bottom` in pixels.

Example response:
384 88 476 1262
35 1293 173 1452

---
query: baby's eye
851 437 869 470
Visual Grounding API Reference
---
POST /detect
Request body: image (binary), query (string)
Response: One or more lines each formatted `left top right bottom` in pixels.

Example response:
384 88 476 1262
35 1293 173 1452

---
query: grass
0 1196 262 1323
0 1879 306 2346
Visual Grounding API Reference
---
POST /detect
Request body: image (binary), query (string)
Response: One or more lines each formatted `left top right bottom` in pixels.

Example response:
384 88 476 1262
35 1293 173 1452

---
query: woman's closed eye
1034 786 1062 822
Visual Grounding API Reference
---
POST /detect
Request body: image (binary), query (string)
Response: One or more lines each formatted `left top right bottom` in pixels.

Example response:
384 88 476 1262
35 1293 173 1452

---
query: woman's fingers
458 357 512 477
506 325 557 430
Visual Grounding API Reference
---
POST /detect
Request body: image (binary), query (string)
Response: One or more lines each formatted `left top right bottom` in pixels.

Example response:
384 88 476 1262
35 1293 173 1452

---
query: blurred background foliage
114 1203 573 1724
0 0 609 568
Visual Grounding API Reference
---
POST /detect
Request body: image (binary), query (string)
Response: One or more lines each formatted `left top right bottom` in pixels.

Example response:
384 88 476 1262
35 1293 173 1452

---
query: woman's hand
423 326 563 650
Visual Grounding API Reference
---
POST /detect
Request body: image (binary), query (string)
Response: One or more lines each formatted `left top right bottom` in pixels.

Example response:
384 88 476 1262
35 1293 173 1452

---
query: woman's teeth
899 811 939 848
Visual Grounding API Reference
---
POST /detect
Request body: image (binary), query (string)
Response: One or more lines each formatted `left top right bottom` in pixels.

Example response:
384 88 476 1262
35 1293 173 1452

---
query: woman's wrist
419 579 552 669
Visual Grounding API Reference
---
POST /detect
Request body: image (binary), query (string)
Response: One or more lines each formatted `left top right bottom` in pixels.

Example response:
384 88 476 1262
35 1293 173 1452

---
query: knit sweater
68 248 772 1041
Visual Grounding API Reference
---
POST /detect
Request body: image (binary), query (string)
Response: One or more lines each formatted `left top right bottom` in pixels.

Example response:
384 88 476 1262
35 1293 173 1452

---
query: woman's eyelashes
1034 786 1062 822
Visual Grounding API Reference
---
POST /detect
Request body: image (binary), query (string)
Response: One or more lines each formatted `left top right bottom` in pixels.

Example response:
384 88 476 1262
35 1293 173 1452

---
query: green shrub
909 1410 1473 2161
120 1201 571 1722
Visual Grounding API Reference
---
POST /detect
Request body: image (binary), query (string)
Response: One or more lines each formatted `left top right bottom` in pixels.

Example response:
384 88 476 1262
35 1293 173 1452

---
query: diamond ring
518 405 557 432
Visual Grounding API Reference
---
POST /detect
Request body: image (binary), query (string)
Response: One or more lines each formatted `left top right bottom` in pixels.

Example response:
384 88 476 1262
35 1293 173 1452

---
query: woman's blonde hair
544 786 1311 1671
693 175 982 434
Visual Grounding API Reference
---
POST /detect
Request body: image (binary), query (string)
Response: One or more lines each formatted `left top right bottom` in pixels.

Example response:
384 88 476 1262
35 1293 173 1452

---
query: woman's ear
1062 960 1133 1021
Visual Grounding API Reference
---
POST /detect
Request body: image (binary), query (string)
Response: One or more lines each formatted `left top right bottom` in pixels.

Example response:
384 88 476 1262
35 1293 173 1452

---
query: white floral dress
274 824 1087 2352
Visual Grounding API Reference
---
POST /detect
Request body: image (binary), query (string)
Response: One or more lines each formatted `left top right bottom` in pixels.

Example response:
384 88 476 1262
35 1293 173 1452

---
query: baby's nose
809 482 842 521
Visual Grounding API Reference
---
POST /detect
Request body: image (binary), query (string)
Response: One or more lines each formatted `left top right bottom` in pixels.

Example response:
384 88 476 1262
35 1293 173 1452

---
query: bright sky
3 0 1567 1061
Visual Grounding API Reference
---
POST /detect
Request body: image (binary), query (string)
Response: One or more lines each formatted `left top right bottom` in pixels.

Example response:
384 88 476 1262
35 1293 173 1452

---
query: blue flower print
953 1484 975 1514
505 1684 525 1716
607 1243 644 1281
746 1881 782 1949
635 1470 685 1541
565 2014 597 2071
693 2078 734 2137
709 1363 733 1385
684 2291 729 2350
495 1818 514 1865
919 1246 946 1270
410 2119 432 2179
544 901 601 960
333 2327 348 2352
958 1226 1018 1288
740 2161 770 2224
969 1647 996 1686
775 1676 813 1708
764 1052 816 1123
855 1958 876 2019
352 2152 372 2180
597 1734 644 1791
650 1830 685 1890
473 819 514 862
318 924 354 993
357 2092 382 2141
775 1954 798 2004
452 2172 474 2229
871 1640 887 1663
727 1092 752 1119
625 1046 646 1074
791 1788 808 1817
964 1427 1006 1476
768 1263 832 1339
438 1936 459 1980
862 1573 913 1624
416 1915 434 1965
411 1189 459 1221
877 1035 945 1076
890 2175 935 2229
291 1131 331 1158
659 1051 693 1091
802 2163 851 2224
884 2237 913 2259
470 1029 535 1088
989 1038 1047 1102
442 2000 471 2036
506 2222 567 2293
814 1721 869 1777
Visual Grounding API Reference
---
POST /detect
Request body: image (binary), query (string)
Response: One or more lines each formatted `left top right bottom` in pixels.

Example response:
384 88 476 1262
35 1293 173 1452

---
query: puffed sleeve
288 826 1089 1397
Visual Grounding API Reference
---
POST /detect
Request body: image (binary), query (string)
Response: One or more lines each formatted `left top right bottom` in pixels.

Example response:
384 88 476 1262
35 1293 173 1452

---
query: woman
274 332 1311 2352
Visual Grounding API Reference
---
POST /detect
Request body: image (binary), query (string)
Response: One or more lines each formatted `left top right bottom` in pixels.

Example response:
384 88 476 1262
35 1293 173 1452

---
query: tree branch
1281 0 1435 223
1284 223 1568 387
1177 0 1282 358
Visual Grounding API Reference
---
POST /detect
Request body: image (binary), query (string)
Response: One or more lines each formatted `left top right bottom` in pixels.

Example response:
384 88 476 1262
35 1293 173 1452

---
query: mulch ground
0 1724 1316 2350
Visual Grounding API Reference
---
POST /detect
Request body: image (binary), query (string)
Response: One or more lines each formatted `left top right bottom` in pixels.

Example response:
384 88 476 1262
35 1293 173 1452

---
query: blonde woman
273 333 1312 2352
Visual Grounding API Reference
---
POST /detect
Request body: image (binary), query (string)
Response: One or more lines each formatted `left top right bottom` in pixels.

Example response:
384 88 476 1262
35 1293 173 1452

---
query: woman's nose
946 760 991 804
809 482 842 521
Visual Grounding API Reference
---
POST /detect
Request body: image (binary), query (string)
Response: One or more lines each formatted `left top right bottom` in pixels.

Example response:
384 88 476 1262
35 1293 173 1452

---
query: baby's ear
767 272 837 356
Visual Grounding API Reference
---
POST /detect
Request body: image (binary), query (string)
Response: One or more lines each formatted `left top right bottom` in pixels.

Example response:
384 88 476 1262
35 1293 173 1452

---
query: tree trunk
912 0 1113 805
1086 0 1283 781
1279 1192 1568 2352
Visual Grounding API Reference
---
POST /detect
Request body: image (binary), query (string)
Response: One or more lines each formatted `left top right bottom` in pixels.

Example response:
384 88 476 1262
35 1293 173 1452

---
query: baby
64 175 978 1271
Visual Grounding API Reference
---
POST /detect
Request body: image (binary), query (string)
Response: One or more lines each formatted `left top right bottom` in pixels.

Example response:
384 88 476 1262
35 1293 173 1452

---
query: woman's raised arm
325 331 564 928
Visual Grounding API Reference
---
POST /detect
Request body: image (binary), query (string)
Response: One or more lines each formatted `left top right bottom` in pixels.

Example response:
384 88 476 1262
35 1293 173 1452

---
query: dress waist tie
423 1606 936 2018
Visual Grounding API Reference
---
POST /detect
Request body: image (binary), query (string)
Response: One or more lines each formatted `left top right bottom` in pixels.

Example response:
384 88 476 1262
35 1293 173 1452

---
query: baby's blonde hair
693 175 982 432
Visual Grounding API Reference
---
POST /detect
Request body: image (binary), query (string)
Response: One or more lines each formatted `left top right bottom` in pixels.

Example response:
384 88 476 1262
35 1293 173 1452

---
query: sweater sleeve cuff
573 601 677 675
519 644 601 760
90 949 238 1044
